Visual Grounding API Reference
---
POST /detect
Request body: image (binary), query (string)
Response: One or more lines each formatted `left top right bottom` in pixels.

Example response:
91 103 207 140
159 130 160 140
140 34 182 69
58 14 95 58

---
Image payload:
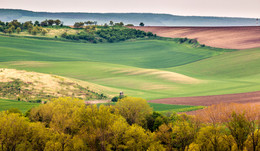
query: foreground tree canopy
0 97 259 151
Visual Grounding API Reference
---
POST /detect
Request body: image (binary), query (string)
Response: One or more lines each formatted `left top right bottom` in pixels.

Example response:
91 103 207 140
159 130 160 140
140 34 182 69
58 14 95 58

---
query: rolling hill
0 9 258 26
131 26 260 49
0 35 260 100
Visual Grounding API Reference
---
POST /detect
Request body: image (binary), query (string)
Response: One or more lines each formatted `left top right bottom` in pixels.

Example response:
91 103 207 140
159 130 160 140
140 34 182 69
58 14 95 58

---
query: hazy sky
1 0 260 18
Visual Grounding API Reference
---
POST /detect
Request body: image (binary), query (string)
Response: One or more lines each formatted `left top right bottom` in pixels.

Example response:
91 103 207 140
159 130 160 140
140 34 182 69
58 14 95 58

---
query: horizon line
0 8 259 19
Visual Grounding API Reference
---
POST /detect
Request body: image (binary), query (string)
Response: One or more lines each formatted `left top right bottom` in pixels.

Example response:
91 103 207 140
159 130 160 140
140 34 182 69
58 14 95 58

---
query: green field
148 103 204 112
0 99 39 113
0 35 259 100
97 102 204 113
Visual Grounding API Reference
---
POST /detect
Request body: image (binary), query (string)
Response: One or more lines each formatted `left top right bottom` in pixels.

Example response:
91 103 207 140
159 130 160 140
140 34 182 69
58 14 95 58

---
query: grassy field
148 103 204 112
0 35 260 100
0 99 39 113
97 102 204 113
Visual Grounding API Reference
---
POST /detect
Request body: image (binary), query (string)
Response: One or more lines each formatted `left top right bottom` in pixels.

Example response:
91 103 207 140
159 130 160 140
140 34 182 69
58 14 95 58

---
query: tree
23 21 33 29
40 20 48 27
155 124 174 150
74 22 84 28
139 22 145 26
147 32 154 37
34 21 40 26
227 113 251 151
109 21 114 26
123 124 158 150
245 129 260 151
115 22 124 27
54 19 61 26
7 28 13 34
0 112 29 150
30 97 85 135
16 27 21 34
47 19 54 26
115 96 152 126
0 25 4 32
9 20 21 28
194 125 232 151
126 24 134 26
31 26 40 35
41 28 48 36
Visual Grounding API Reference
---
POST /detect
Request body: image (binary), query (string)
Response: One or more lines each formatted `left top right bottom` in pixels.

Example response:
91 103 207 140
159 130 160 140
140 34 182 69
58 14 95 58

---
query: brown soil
130 26 260 50
148 91 260 106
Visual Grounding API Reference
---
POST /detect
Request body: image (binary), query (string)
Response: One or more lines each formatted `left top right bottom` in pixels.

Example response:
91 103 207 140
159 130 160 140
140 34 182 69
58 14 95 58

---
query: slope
131 26 260 49
0 36 260 100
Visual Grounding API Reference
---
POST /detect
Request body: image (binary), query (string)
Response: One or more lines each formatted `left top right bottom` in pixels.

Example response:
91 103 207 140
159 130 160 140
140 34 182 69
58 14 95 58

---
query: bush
96 28 150 43
111 96 119 102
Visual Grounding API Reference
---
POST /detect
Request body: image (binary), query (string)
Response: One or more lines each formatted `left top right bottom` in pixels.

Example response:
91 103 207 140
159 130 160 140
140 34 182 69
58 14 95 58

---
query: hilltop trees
40 20 48 27
34 20 40 26
140 22 145 26
74 22 84 28
109 20 114 26
96 28 151 42
54 19 61 26
47 19 54 26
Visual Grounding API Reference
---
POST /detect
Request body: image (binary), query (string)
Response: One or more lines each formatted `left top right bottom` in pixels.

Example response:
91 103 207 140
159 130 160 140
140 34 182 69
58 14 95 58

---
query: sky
1 0 260 18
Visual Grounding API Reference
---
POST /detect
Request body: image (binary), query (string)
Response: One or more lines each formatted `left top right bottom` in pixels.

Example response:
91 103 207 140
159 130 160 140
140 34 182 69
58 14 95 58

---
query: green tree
34 20 40 26
23 21 33 29
194 125 232 151
139 22 145 26
40 20 48 26
123 124 158 150
41 28 48 36
54 19 61 26
74 22 84 28
16 27 21 34
31 26 39 35
116 96 153 126
109 21 114 26
227 113 251 151
0 112 29 150
47 19 54 26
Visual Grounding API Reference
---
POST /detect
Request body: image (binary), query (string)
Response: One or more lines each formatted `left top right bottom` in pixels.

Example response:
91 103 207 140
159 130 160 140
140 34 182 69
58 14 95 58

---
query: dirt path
85 100 111 104
130 26 260 50
148 91 260 106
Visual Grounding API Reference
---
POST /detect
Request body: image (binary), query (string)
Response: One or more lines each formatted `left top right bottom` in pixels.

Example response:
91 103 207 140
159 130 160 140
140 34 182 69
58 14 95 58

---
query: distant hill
0 9 258 26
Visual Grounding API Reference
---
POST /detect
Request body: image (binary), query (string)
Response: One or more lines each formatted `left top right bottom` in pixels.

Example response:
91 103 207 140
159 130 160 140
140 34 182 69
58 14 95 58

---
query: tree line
0 97 259 151
0 19 62 35
62 27 155 43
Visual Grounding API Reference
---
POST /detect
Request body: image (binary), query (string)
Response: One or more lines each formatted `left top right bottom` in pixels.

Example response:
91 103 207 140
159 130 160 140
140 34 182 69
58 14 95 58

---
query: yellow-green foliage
116 96 153 126
0 97 259 151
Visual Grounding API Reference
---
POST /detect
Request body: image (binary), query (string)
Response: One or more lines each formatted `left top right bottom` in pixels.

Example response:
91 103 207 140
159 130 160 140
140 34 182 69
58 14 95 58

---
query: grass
0 99 40 113
148 103 204 112
0 35 260 101
97 102 204 113
0 36 228 68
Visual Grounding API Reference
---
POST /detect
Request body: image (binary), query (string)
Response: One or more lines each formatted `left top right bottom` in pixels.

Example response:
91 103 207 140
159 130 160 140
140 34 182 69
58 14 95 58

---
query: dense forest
0 97 259 151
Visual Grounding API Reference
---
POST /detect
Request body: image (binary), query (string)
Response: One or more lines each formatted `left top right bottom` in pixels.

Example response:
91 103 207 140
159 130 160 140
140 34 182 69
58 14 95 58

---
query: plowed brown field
130 26 260 49
148 91 260 106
